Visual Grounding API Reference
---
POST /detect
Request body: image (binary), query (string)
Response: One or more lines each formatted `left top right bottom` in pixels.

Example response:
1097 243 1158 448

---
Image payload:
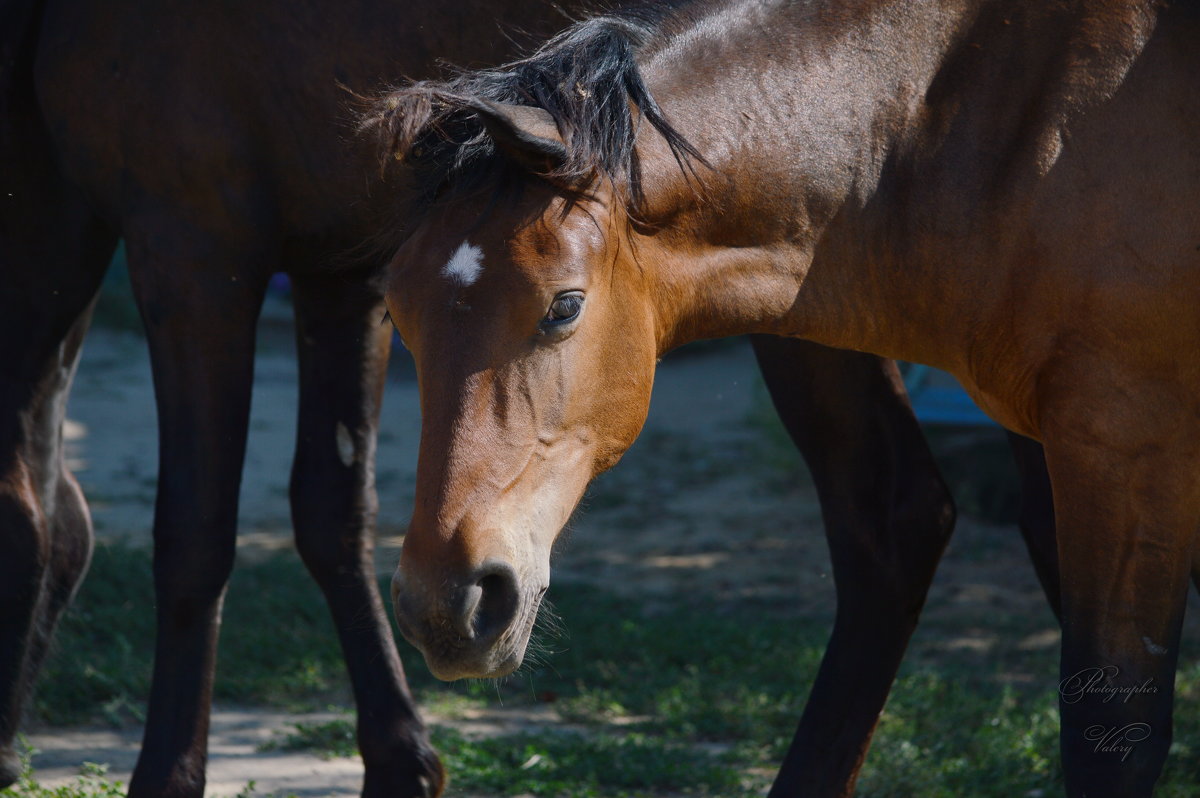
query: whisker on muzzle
519 596 567 675
533 596 566 642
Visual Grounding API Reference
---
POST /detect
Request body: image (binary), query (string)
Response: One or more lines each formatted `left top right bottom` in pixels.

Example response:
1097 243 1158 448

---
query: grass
0 753 123 798
0 740 295 798
433 727 747 797
34 546 361 725
266 721 748 797
22 543 1200 796
260 718 358 759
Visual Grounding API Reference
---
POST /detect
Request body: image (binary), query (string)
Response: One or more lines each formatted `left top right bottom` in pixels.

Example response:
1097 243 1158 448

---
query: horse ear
467 99 569 175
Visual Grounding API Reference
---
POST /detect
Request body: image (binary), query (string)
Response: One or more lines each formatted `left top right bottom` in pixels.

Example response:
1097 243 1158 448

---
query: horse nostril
471 562 521 642
449 583 484 639
406 562 523 645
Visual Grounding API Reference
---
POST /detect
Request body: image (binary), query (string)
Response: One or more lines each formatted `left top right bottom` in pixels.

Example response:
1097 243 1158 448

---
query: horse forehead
425 205 605 292
434 236 541 288
441 240 484 287
511 212 614 278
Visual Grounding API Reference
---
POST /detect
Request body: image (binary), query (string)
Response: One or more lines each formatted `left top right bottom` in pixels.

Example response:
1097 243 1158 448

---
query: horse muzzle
391 560 542 680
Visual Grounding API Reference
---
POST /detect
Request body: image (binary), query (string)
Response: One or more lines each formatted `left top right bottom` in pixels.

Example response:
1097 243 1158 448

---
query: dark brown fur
3 1 597 795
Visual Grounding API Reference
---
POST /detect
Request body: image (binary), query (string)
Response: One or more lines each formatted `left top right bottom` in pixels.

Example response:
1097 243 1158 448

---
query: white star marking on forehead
442 241 484 287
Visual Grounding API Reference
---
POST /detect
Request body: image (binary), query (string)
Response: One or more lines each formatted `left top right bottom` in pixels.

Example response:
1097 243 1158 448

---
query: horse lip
423 643 523 681
396 609 521 679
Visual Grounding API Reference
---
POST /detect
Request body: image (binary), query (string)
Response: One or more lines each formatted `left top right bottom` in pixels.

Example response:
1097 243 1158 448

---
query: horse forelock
362 9 705 212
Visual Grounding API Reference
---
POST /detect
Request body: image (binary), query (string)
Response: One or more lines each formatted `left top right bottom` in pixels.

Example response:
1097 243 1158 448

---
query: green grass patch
263 717 753 797
0 752 123 798
36 546 156 725
30 544 1200 795
260 718 357 759
434 727 750 797
0 740 292 798
35 546 366 724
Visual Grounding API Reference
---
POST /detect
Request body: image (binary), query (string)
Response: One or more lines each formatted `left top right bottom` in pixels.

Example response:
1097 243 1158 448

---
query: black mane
363 9 705 209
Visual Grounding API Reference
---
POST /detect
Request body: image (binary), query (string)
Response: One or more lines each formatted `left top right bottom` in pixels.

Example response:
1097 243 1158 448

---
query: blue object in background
268 273 292 295
901 363 997 427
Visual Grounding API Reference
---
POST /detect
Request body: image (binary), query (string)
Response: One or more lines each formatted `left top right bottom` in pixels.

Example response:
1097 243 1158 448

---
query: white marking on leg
336 422 356 467
442 241 484 287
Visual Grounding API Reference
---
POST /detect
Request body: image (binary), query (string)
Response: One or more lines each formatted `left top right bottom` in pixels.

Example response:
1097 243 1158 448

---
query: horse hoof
362 738 445 798
0 746 23 789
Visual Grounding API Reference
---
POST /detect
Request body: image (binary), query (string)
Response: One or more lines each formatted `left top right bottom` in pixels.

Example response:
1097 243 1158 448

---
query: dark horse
0 0 604 795
0 0 1056 795
374 0 1199 795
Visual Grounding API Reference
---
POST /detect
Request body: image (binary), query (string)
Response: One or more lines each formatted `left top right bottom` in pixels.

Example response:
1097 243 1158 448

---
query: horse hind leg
749 336 956 797
1007 432 1063 620
0 370 95 789
1 30 120 773
288 270 443 798
0 200 116 787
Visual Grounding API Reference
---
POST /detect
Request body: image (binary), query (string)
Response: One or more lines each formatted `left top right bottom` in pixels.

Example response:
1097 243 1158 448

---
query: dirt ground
27 297 1196 796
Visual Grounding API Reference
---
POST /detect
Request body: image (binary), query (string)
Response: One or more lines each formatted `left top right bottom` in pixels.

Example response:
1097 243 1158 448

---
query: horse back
31 0 575 249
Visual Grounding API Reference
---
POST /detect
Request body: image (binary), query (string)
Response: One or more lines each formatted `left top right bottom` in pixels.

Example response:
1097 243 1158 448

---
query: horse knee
891 471 957 549
857 472 956 612
152 535 236 628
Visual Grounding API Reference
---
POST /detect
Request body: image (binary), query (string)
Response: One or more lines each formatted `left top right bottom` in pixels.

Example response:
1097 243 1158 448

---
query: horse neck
638 0 1158 368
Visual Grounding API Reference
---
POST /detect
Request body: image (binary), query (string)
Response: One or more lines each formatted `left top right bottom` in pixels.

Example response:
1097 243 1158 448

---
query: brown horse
0 0 1022 795
375 1 1199 795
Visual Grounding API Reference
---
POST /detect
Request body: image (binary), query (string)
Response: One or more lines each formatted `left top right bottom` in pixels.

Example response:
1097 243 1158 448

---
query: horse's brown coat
381 1 1200 795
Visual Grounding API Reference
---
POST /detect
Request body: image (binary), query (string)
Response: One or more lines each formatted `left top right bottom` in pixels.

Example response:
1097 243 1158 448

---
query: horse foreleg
123 223 266 798
749 336 955 798
288 271 443 798
1041 390 1199 798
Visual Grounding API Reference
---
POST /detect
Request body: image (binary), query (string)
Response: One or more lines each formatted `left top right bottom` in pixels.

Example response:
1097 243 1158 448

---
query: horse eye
544 292 584 325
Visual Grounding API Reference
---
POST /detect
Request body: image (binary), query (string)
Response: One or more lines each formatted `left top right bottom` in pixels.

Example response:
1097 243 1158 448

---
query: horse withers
371 1 1200 796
